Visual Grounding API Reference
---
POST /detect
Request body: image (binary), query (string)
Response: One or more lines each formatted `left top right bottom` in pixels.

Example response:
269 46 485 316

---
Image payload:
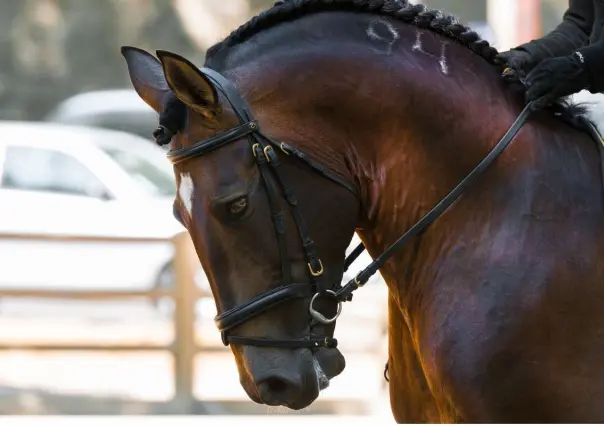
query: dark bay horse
121 0 604 422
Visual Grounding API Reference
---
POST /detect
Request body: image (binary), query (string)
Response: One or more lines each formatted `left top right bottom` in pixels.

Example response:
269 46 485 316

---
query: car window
100 147 175 197
0 145 111 199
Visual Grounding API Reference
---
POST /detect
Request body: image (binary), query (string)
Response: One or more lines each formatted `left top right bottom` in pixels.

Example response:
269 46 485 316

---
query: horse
121 0 604 422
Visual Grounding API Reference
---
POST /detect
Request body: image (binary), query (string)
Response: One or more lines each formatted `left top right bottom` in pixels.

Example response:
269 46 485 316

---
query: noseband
162 66 533 351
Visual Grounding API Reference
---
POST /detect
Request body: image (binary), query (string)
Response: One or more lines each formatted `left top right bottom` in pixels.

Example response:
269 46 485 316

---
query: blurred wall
0 0 259 122
0 0 572 123
540 0 568 34
418 0 487 22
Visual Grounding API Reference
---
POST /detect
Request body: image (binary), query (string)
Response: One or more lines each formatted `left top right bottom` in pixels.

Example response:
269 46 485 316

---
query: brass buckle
354 274 366 288
251 143 261 157
263 145 274 162
279 142 290 155
308 259 324 277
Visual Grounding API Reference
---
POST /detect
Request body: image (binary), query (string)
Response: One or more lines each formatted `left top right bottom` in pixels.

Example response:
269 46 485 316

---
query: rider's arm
577 39 604 92
517 0 594 62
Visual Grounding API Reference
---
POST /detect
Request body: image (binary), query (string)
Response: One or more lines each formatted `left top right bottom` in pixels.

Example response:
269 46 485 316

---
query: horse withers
121 0 604 422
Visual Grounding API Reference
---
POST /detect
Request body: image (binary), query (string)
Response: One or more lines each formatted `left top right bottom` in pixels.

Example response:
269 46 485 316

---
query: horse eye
228 196 248 217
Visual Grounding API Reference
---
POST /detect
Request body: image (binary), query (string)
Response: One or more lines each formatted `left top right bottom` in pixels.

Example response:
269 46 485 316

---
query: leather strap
278 141 359 198
258 134 327 294
214 283 312 333
167 121 258 163
201 67 255 123
343 241 366 272
252 143 292 285
228 335 338 349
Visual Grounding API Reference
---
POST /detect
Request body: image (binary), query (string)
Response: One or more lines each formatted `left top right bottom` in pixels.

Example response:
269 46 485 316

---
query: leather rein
161 66 533 350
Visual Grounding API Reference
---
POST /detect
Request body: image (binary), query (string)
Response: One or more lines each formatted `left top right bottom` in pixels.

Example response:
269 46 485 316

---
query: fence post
172 231 198 412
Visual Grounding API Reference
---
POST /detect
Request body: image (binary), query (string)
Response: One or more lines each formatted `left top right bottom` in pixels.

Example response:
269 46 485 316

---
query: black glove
494 48 534 83
524 52 590 110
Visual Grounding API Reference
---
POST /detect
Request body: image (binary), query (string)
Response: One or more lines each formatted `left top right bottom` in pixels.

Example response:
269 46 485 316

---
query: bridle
161 66 533 351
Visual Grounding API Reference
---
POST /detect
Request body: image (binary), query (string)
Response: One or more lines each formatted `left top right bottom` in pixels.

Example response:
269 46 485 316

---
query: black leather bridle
161 66 533 351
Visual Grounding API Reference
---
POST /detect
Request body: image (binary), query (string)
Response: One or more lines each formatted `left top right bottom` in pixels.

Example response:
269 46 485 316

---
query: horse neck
351 52 604 321
347 41 543 307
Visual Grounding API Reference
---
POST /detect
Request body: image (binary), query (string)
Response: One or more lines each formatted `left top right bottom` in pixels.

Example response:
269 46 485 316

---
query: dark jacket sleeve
515 0 594 63
578 40 604 92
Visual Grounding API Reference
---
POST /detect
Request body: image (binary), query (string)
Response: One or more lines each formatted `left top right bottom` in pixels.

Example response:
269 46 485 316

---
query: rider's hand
494 49 534 83
524 52 589 111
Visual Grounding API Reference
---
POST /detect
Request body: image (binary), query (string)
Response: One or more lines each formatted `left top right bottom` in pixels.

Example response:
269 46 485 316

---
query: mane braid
202 0 590 127
206 0 500 65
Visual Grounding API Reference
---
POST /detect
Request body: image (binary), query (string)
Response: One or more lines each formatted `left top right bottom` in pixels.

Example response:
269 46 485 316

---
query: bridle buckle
307 259 324 277
354 274 366 288
263 145 274 162
279 142 290 154
251 143 261 158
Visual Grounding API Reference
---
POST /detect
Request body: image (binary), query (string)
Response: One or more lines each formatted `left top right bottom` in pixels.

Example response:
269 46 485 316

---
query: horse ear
120 46 171 113
156 50 219 119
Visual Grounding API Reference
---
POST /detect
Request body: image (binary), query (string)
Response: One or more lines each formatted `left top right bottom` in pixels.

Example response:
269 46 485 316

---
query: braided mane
202 0 589 127
206 0 499 66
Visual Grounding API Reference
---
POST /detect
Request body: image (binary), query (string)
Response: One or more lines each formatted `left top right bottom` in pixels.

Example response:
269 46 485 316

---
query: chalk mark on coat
412 30 450 75
367 19 399 55
439 42 449 75
412 30 423 52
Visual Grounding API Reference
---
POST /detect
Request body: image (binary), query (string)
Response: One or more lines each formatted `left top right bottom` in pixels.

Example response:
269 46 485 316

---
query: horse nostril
264 377 288 395
257 375 296 405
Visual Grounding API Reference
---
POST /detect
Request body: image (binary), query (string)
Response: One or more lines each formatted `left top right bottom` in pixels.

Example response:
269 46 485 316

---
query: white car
44 89 159 140
0 121 187 297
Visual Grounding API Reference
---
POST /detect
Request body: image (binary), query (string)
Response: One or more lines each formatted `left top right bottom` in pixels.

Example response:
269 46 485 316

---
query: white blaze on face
178 172 194 217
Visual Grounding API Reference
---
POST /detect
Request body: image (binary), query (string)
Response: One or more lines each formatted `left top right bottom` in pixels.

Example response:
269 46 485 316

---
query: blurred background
0 0 600 420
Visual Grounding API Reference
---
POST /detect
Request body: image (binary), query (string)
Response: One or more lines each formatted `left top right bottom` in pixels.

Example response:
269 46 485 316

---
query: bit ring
309 290 342 324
